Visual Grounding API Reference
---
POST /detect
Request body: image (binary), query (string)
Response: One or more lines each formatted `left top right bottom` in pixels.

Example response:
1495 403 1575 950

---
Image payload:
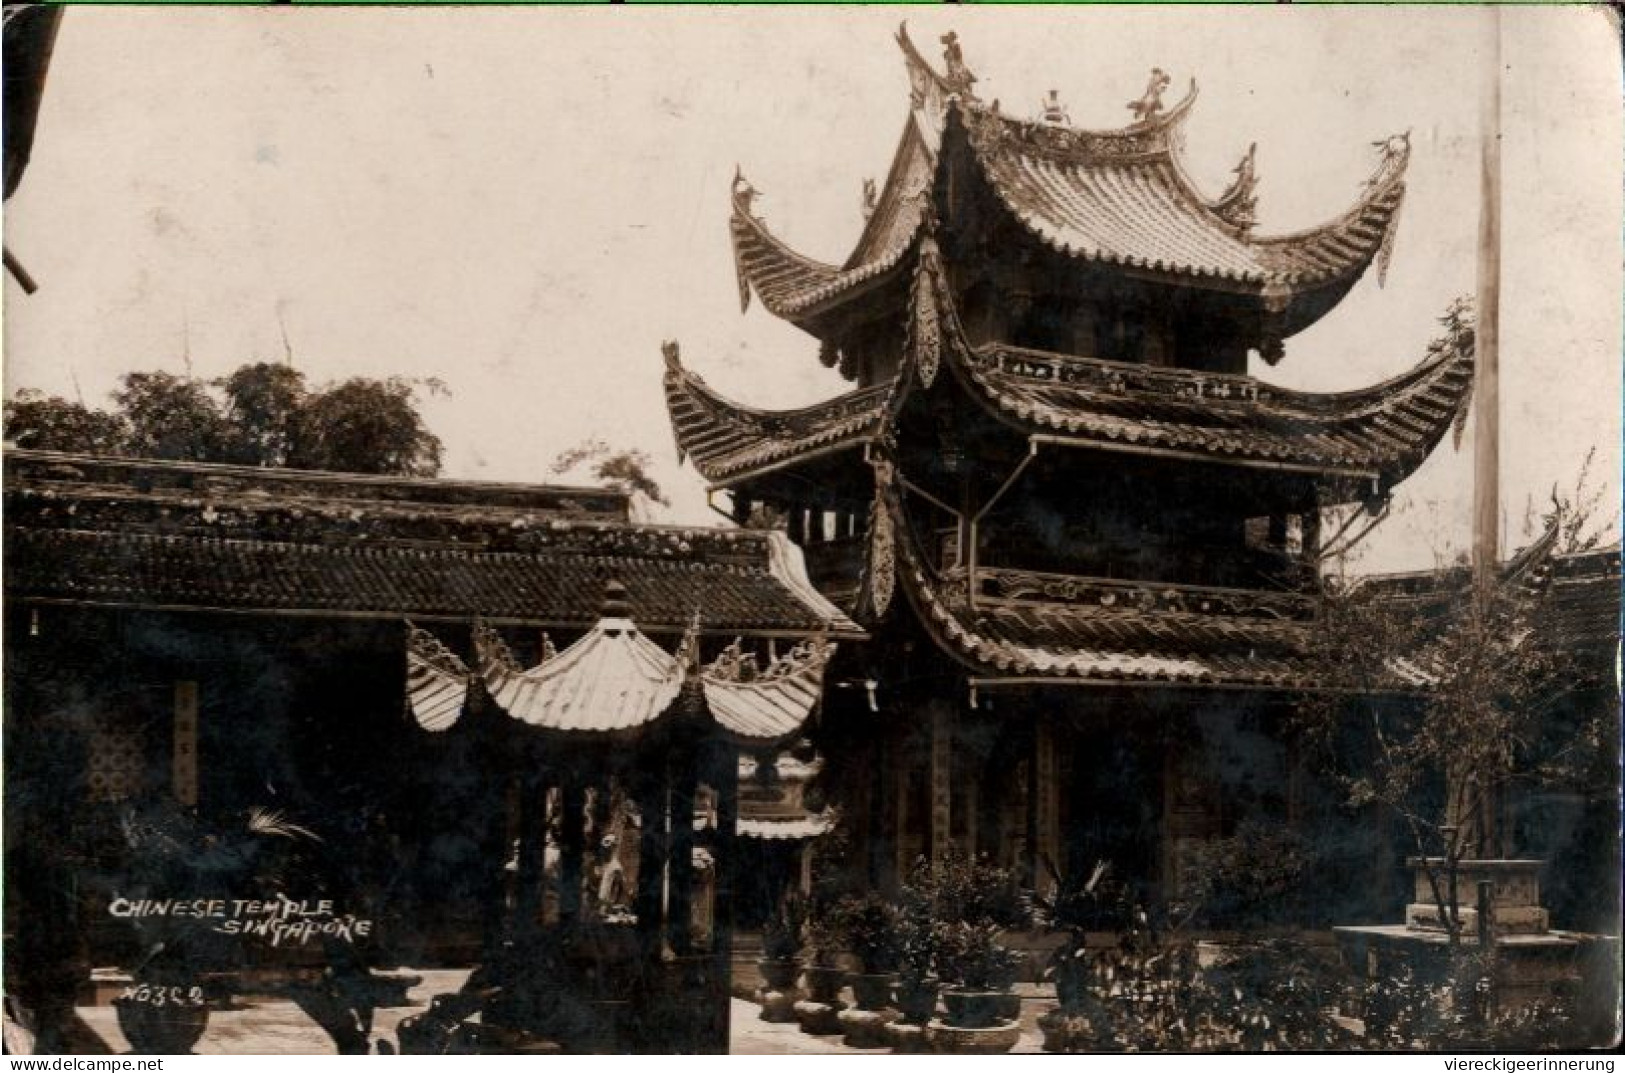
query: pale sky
3 6 1620 572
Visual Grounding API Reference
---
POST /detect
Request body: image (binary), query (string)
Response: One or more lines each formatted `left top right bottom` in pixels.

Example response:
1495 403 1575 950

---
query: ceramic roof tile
4 450 862 637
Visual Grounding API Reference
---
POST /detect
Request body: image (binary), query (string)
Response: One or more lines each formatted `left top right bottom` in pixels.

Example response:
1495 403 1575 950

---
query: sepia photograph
2 3 1620 1056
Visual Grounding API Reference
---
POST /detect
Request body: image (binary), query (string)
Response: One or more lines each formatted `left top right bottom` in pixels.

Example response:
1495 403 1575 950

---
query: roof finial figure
940 31 976 96
1368 130 1412 186
1215 142 1260 230
661 340 681 370
1040 89 1070 126
861 177 878 220
732 166 760 216
602 578 633 620
1127 68 1172 123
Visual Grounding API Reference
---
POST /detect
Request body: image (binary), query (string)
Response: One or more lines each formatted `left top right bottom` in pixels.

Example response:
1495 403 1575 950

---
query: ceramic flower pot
941 987 1011 1030
1037 1007 1076 1053
758 957 801 991
848 972 896 1011
802 964 845 1005
895 976 940 1025
115 995 210 1055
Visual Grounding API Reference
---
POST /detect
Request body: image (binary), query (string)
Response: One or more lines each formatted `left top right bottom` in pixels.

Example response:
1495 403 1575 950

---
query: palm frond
246 806 323 843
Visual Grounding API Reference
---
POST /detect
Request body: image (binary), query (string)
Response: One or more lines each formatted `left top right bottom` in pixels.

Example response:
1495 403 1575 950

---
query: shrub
936 921 1021 991
761 893 806 961
833 893 901 974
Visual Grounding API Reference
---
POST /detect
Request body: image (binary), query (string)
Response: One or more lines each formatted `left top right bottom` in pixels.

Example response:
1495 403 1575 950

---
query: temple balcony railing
939 564 1318 623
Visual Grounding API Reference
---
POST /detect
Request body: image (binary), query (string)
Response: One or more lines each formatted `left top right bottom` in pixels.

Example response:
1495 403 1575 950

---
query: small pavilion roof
730 26 1408 342
407 609 834 747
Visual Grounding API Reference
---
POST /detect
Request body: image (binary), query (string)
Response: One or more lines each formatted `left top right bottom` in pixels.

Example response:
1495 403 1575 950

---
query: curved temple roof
730 26 1408 340
665 248 1474 499
914 245 1473 493
865 460 1321 689
3 450 864 636
663 342 895 484
406 615 834 748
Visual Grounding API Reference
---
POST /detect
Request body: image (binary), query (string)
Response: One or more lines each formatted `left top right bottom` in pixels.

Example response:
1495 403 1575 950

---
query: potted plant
800 911 845 1006
757 893 805 1023
759 894 805 992
893 863 941 1026
836 893 900 1010
937 921 1021 1030
1033 858 1116 1052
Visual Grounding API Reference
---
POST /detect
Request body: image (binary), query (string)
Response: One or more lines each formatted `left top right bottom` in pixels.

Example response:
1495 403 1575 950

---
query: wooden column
867 732 890 886
667 762 698 955
514 771 544 938
634 768 668 961
560 778 586 926
930 703 952 864
894 748 912 882
710 746 739 960
1301 508 1322 565
172 680 199 808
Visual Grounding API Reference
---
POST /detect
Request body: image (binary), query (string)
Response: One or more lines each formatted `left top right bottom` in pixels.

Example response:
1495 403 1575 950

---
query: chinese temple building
2 448 856 1042
664 27 1477 922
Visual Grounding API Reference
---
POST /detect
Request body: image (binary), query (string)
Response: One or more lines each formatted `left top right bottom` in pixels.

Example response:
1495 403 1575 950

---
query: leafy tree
288 377 442 477
2 389 127 453
114 371 233 462
3 364 445 478
219 362 308 467
1299 510 1602 948
551 439 668 510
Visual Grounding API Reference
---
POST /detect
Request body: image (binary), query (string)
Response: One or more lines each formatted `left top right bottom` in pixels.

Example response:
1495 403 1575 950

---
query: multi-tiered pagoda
664 28 1473 918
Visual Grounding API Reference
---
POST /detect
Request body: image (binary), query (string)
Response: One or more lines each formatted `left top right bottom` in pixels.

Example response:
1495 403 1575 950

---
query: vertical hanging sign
173 680 199 808
1035 721 1059 876
930 704 951 863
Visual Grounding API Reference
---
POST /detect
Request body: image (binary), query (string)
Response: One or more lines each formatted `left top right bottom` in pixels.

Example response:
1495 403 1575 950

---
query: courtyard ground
60 970 1051 1054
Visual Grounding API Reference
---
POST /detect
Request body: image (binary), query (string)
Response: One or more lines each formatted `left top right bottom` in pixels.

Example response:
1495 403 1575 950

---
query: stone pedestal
793 999 845 1036
923 1018 1021 1054
838 1006 899 1049
757 987 799 1023
1404 859 1549 935
1335 857 1618 1032
884 1021 929 1053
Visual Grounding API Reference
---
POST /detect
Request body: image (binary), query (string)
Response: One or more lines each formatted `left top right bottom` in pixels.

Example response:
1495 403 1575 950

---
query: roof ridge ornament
602 577 633 620
731 165 760 216
1367 130 1412 190
1040 89 1070 127
1369 131 1411 285
1214 142 1260 231
861 177 878 221
473 618 522 676
675 609 703 674
1127 68 1172 124
910 247 943 389
939 31 977 98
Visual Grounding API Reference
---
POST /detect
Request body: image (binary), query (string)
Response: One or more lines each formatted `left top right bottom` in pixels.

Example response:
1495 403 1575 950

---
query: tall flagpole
1473 7 1503 580
1464 4 1504 861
